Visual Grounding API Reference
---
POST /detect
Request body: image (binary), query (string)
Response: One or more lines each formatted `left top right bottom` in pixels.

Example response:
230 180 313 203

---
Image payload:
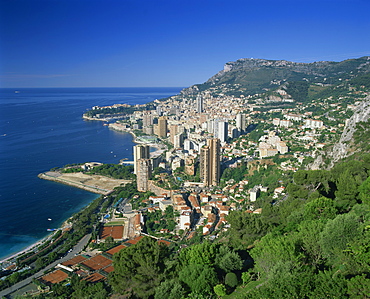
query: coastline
0 219 70 265
1 120 162 267
1 88 179 279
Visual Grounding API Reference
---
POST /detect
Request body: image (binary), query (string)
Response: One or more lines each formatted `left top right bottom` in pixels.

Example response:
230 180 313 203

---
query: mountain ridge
181 56 370 96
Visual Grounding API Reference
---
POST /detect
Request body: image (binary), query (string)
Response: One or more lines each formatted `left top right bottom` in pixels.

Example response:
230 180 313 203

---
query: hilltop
181 56 370 97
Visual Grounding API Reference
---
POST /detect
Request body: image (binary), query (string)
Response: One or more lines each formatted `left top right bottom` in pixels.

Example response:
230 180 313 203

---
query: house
159 200 173 211
249 186 260 202
201 205 213 217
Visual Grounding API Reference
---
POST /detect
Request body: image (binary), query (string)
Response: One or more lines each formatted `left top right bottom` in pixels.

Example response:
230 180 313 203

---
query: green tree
224 272 238 288
226 211 272 248
179 241 218 266
303 196 337 220
154 279 186 299
309 270 347 298
71 281 109 299
335 170 360 210
250 232 303 278
347 274 370 299
241 271 251 285
359 176 370 205
218 251 243 273
298 220 325 266
110 237 169 298
214 284 227 297
320 213 362 264
179 264 218 295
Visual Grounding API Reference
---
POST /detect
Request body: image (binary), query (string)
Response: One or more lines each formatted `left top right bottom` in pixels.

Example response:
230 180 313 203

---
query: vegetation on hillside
87 164 135 179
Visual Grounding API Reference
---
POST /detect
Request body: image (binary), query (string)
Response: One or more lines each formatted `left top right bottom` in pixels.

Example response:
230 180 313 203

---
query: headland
38 171 131 195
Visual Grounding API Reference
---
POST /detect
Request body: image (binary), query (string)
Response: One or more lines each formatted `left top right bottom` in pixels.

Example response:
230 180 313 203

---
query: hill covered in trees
181 56 370 98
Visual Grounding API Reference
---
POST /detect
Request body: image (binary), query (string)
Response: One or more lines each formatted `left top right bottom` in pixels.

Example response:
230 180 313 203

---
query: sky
0 0 369 88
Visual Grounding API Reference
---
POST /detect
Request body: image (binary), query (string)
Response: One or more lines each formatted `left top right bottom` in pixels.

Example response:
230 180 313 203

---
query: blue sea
0 87 182 261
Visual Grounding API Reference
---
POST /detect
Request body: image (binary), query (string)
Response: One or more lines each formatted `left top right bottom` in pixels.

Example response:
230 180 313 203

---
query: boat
48 218 52 221
47 228 57 232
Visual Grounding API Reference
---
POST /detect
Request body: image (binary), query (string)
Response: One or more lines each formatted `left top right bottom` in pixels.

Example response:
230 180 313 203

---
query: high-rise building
173 133 184 148
142 111 154 127
200 138 220 187
158 116 168 138
236 113 246 133
196 95 203 113
156 105 162 116
137 159 152 192
134 145 150 174
169 124 178 145
185 155 195 176
217 121 228 143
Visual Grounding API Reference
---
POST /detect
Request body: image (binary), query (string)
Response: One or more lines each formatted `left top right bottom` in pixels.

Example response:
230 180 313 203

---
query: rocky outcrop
328 95 370 167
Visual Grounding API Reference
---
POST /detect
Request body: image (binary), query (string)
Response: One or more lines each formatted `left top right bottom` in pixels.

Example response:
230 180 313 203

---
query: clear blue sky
1 0 369 88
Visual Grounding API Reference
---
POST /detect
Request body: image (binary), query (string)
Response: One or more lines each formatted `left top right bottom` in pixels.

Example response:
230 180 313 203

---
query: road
0 234 91 298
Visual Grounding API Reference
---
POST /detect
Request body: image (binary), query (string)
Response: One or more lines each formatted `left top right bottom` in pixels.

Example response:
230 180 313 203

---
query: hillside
181 56 370 98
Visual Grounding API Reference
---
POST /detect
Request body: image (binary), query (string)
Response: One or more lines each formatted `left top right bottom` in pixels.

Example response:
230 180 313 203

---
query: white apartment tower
217 121 228 143
196 95 203 113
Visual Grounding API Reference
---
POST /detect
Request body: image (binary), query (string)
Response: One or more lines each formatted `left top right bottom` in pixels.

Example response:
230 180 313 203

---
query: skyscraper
137 159 152 192
158 116 168 138
196 95 203 113
217 121 228 143
134 144 150 174
142 111 154 127
200 138 220 187
236 113 246 134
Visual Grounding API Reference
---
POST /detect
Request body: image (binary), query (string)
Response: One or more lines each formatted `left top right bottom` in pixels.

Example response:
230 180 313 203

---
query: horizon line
0 86 187 89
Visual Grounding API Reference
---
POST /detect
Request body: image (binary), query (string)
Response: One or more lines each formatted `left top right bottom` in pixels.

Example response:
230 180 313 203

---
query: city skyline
1 0 369 88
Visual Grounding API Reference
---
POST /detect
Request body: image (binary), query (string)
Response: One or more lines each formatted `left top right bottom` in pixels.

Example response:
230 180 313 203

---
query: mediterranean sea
0 87 182 261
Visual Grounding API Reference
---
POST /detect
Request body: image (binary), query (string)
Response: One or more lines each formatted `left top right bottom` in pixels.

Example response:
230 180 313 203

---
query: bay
0 87 182 260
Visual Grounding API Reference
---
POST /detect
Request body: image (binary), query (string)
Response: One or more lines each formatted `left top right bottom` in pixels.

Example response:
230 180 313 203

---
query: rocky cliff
329 95 370 166
310 95 370 170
